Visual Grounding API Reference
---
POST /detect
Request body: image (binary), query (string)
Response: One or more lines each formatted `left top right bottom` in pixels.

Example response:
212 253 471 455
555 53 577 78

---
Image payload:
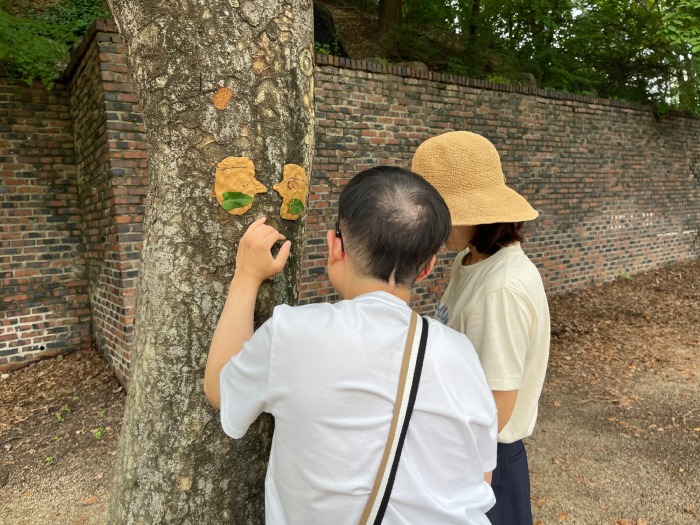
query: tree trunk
468 0 480 45
469 0 481 36
105 1 314 523
378 0 402 48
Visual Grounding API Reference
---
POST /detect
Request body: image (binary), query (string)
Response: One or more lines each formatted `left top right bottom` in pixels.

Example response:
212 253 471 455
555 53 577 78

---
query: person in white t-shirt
412 132 551 525
204 166 498 524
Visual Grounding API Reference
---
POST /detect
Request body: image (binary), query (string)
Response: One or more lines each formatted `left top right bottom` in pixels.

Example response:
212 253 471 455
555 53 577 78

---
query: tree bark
105 1 314 523
378 0 402 46
468 0 480 45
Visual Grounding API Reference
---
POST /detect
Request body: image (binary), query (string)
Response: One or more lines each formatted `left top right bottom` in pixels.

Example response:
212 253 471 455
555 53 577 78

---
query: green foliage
655 0 700 112
487 74 520 86
314 37 345 57
661 0 700 50
315 42 332 55
365 0 700 113
37 0 109 37
0 8 65 87
54 404 71 422
221 192 253 211
2 0 699 112
369 56 392 65
0 0 109 87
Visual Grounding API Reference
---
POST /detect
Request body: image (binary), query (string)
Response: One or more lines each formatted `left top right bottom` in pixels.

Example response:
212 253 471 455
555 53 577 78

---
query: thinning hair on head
338 166 451 288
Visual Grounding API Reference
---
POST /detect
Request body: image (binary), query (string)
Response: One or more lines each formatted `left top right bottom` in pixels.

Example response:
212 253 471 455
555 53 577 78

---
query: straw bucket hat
411 131 538 226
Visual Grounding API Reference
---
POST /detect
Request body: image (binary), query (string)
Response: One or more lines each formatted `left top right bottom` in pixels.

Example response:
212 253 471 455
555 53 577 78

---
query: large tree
105 1 314 523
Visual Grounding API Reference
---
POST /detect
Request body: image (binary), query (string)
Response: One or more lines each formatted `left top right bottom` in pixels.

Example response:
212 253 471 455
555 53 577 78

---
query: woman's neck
462 247 490 266
462 241 519 266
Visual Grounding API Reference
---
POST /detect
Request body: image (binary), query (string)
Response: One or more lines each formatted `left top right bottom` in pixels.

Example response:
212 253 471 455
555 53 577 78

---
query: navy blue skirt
486 440 533 525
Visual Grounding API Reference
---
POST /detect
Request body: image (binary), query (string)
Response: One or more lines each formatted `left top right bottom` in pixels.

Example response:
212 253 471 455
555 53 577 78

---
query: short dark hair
469 222 524 255
338 166 451 287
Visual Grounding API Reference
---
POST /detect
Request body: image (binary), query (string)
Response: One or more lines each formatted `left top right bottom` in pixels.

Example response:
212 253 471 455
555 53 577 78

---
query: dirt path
528 262 699 524
0 346 125 525
1 261 698 524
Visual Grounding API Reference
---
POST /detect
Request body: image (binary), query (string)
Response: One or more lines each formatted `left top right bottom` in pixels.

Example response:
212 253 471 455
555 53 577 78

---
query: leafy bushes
0 0 109 87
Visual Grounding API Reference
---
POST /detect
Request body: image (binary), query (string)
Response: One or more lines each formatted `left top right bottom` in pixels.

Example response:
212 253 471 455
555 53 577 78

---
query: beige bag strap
359 311 429 525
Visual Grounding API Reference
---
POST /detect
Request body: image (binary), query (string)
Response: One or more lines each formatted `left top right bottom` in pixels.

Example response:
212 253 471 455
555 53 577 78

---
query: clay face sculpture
213 156 267 216
273 164 309 221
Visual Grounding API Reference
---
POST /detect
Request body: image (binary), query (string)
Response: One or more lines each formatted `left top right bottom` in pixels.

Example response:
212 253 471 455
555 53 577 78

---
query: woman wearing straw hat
412 131 550 525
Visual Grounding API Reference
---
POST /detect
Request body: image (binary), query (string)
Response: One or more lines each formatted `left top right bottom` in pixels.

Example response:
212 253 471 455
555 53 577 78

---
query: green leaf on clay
289 198 305 215
222 191 253 210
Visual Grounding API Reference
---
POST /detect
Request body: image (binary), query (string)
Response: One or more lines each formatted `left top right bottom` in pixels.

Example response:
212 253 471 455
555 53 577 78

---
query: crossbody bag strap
359 311 430 525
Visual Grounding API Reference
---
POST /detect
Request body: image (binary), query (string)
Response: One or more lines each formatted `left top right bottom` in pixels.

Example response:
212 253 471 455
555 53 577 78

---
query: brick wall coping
314 53 700 119
63 19 119 79
65 19 698 121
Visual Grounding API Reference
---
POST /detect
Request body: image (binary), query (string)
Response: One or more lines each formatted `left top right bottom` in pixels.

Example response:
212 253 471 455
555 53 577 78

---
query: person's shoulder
465 249 513 292
499 245 545 287
425 315 463 333
423 316 493 389
270 299 372 327
503 244 539 270
424 317 478 358
265 302 349 343
271 301 336 320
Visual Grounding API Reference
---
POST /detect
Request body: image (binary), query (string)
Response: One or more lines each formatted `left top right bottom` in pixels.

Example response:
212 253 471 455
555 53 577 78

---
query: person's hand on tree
233 216 292 284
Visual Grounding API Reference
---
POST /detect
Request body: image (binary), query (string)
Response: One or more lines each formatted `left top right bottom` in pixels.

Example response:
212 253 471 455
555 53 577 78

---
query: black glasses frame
335 219 345 253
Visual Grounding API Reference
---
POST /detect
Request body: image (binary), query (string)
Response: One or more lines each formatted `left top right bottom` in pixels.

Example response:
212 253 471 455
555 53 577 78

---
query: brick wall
299 57 700 310
0 76 91 369
2 23 698 374
64 20 148 383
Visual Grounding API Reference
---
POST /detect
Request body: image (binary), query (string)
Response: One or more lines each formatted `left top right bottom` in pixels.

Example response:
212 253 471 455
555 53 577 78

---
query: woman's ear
415 255 437 283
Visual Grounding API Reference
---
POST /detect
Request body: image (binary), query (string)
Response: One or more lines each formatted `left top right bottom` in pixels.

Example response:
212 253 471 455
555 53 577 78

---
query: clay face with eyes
213 156 267 215
273 164 309 220
212 157 308 220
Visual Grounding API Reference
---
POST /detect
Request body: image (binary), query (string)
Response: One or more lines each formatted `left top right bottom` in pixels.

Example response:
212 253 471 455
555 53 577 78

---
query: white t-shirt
436 244 550 444
220 291 497 524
